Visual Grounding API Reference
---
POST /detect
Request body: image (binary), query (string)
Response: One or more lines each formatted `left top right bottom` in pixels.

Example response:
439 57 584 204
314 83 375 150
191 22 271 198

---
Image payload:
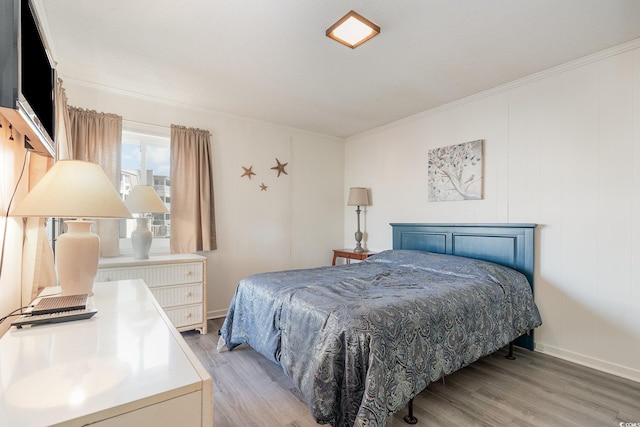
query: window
120 131 171 255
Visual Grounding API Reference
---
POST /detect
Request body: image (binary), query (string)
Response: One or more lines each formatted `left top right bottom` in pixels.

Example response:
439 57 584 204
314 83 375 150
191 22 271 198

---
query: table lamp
10 160 132 296
124 185 169 260
347 187 370 253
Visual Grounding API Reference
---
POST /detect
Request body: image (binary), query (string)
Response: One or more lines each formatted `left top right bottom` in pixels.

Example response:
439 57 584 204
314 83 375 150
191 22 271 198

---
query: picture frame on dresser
96 253 208 334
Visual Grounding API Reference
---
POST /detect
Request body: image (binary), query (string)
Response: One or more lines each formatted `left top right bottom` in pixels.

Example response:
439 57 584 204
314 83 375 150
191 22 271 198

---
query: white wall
345 40 640 382
65 82 345 318
64 38 640 383
0 116 28 337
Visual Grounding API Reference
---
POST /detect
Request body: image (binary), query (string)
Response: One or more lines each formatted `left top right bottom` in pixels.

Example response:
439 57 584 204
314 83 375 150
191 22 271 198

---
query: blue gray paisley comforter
219 250 542 427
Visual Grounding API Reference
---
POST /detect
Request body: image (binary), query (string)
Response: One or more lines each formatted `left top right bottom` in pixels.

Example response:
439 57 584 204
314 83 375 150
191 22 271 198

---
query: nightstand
332 249 376 266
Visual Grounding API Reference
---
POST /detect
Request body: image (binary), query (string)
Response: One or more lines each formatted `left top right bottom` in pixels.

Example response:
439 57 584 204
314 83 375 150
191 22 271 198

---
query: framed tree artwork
428 139 483 201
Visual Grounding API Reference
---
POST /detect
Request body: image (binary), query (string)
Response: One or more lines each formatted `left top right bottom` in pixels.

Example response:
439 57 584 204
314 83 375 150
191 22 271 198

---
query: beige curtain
19 78 72 302
68 107 122 257
21 155 55 301
56 79 73 161
170 124 216 253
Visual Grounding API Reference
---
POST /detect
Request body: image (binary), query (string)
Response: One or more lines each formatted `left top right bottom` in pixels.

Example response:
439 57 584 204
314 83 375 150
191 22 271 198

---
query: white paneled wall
64 82 345 319
63 38 640 382
345 40 640 381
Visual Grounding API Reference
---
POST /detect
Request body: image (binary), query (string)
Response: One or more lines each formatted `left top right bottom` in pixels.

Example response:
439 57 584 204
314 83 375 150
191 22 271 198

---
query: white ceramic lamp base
56 220 99 296
131 217 153 259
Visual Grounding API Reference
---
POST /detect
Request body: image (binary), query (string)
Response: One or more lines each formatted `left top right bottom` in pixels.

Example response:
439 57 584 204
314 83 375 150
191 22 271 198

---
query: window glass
120 131 171 254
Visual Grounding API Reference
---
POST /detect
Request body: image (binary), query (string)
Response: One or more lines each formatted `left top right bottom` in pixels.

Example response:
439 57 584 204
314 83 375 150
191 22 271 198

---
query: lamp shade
124 185 168 260
10 160 132 296
124 185 169 214
347 187 370 206
10 160 132 219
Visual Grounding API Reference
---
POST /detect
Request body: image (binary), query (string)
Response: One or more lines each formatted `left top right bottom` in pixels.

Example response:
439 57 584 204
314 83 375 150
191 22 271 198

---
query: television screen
20 0 55 142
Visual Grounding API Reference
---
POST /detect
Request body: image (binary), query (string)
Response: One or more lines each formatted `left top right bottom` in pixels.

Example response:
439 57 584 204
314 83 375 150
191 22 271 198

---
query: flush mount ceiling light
326 10 380 49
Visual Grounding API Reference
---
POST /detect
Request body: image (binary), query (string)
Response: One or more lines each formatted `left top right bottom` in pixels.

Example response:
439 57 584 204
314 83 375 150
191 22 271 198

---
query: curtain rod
123 119 212 136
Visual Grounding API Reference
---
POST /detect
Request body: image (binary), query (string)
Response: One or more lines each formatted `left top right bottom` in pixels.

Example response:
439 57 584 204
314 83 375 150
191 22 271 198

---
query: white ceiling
37 0 640 138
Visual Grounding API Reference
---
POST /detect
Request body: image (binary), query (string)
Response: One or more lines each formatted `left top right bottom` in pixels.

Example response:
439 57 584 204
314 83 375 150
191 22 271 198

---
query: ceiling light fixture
326 10 380 49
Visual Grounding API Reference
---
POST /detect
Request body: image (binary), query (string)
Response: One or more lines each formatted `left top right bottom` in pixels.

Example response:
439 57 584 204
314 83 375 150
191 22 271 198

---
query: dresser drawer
164 304 203 328
150 284 203 308
96 254 208 334
96 262 203 287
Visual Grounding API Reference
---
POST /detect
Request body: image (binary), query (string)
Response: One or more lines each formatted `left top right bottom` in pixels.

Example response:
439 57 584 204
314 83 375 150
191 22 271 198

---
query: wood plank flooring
183 319 640 426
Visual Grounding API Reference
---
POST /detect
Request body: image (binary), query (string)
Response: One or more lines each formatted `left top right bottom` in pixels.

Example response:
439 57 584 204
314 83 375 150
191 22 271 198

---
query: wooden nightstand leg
332 253 338 266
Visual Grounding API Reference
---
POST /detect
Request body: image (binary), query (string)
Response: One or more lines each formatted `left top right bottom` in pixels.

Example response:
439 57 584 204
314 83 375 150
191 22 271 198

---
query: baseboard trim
207 309 227 320
536 343 640 383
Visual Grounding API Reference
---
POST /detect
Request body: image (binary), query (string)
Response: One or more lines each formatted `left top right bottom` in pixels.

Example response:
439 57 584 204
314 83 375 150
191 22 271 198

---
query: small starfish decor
271 158 288 177
260 183 268 191
241 165 256 179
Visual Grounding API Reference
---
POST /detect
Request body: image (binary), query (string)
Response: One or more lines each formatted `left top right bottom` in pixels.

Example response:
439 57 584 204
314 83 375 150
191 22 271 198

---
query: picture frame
428 139 483 201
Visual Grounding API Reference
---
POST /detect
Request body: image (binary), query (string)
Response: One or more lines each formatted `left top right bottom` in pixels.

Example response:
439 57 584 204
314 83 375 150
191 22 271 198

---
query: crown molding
62 77 343 141
350 37 640 141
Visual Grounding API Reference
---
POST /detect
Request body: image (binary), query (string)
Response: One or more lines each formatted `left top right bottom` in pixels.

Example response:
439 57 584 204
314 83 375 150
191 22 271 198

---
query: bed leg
403 398 418 424
505 341 516 360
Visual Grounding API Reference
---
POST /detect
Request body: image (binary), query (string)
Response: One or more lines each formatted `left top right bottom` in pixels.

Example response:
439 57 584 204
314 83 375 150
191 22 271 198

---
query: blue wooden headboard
391 222 537 349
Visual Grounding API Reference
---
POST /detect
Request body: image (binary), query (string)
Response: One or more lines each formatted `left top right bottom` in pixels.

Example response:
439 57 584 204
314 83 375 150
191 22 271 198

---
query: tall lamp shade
124 185 169 260
11 160 132 296
347 187 370 253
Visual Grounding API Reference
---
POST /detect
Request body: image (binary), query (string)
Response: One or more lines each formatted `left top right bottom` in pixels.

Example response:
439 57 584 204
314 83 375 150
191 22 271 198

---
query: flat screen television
0 0 56 157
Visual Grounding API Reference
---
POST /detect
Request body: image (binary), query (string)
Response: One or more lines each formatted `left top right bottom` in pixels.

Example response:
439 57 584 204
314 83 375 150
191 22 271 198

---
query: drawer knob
185 313 192 318
104 277 111 282
186 271 193 276
186 292 192 297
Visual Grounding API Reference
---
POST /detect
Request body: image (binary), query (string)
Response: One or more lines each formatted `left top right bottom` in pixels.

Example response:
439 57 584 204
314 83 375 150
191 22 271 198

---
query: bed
218 223 542 426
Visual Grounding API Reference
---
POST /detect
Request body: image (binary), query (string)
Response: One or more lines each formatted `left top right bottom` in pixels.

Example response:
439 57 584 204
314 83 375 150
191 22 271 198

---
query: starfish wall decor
271 158 288 177
241 159 289 192
241 165 256 179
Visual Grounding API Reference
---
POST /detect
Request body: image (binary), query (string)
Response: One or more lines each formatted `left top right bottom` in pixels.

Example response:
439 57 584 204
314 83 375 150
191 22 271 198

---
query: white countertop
0 280 207 427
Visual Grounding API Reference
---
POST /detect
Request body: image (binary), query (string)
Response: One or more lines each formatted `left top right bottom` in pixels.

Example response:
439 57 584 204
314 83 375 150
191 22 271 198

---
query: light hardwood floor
183 319 640 427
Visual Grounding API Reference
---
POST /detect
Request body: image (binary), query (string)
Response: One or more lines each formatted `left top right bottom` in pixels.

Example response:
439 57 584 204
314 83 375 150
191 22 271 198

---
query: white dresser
0 280 213 427
96 254 207 334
